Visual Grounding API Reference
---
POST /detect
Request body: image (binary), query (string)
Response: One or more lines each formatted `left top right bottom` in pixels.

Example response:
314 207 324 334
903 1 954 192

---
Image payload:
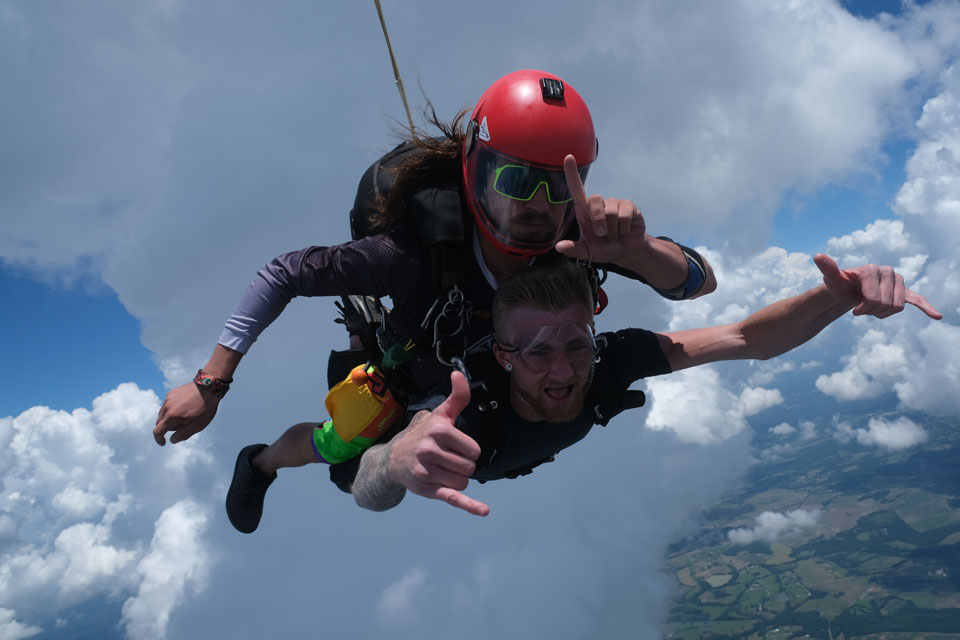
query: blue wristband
654 246 707 301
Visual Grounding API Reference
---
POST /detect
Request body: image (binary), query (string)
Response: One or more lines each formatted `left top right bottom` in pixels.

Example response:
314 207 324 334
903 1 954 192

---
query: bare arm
658 286 848 371
658 254 941 372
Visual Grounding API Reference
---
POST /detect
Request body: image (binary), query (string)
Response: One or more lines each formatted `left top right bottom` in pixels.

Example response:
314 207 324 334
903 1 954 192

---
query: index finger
153 410 176 447
905 289 943 320
435 486 490 517
563 154 589 219
153 423 175 447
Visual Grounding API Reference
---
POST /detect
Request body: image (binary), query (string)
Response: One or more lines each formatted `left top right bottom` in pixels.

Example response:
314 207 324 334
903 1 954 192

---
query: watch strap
193 369 232 399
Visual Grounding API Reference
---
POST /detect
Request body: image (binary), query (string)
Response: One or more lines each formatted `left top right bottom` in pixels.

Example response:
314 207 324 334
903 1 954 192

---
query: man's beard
514 377 589 423
507 210 557 244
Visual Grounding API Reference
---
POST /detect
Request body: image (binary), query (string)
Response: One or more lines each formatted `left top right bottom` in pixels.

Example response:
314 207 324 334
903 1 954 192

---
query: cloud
728 509 821 545
833 416 929 451
0 384 215 638
748 361 797 386
1 2 959 638
645 366 783 444
825 219 924 268
120 500 211 640
664 247 820 332
376 566 427 626
770 423 796 436
816 322 960 415
815 328 906 400
798 420 818 441
814 61 960 417
0 608 42 640
590 0 920 250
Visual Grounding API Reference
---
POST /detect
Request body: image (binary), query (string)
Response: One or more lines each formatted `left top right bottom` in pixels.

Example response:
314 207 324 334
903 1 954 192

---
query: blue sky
1 1 959 639
0 266 162 417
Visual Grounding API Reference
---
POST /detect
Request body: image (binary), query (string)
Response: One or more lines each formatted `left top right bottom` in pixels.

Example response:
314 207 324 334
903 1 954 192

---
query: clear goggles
496 323 598 373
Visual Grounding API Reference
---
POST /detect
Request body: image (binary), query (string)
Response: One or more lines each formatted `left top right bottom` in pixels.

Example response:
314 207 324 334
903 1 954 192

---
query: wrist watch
193 369 232 399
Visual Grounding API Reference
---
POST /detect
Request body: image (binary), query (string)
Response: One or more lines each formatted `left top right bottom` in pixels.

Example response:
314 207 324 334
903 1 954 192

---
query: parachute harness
433 285 472 368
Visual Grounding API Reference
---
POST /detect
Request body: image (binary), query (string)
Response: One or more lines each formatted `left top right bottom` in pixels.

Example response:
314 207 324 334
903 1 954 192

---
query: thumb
814 253 844 286
554 238 589 261
433 370 471 422
814 253 858 297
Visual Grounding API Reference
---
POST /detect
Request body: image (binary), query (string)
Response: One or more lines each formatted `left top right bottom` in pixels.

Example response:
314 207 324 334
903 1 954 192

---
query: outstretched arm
352 372 490 516
659 254 941 371
554 155 717 299
152 254 293 446
152 236 419 446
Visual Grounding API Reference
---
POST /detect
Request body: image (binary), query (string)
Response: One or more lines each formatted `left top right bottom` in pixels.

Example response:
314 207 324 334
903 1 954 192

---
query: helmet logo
478 116 490 142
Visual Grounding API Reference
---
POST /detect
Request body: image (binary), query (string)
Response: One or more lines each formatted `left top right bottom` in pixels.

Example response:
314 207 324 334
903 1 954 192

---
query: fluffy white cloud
376 566 428 627
813 62 960 418
665 247 819 333
798 420 818 441
770 423 796 436
815 328 908 401
645 366 782 444
0 608 42 640
120 500 211 640
892 323 960 413
594 0 920 248
728 509 821 545
748 361 797 386
834 416 929 451
816 321 960 415
825 219 923 268
0 384 215 638
2 2 959 638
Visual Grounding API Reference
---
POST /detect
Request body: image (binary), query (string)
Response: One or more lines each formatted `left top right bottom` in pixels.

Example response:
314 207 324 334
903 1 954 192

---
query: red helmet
462 70 597 257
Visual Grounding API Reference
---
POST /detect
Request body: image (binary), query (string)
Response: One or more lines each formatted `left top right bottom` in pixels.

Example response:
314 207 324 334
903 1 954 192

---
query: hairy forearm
616 236 688 289
202 344 243 381
663 284 855 370
740 285 853 360
352 442 406 511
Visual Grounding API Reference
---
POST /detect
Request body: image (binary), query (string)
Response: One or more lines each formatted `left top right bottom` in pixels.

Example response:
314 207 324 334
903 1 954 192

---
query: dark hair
492 260 594 341
367 104 471 231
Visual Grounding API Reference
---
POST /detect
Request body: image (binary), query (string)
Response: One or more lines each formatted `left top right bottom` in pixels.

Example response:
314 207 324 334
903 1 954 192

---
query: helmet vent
540 78 564 100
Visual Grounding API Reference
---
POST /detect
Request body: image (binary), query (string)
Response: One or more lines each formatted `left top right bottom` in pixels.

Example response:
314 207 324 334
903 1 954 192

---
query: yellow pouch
324 364 401 443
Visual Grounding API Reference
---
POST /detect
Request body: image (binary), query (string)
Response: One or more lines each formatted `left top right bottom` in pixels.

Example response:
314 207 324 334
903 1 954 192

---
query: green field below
664 413 960 639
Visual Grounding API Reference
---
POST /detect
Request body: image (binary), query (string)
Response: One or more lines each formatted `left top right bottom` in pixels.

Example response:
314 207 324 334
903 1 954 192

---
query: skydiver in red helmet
152 69 718 533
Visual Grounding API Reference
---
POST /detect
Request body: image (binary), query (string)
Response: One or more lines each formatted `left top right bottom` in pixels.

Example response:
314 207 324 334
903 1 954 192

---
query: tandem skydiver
152 69 718 533
350 256 942 515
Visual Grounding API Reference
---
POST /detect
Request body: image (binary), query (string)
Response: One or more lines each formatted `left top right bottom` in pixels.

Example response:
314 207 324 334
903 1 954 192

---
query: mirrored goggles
493 164 589 204
497 323 598 373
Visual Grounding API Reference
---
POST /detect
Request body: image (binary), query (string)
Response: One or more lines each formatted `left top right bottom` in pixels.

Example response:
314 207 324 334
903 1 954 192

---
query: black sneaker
226 444 276 534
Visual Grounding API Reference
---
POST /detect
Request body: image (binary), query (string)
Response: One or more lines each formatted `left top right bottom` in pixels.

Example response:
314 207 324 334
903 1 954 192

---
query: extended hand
554 154 648 264
153 382 220 445
386 371 489 516
815 254 942 320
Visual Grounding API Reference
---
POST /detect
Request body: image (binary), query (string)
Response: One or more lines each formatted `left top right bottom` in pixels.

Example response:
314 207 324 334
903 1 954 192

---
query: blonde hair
492 260 594 342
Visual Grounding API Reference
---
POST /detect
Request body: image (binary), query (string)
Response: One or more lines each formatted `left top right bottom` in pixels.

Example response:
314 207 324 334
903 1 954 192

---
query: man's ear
493 344 511 370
